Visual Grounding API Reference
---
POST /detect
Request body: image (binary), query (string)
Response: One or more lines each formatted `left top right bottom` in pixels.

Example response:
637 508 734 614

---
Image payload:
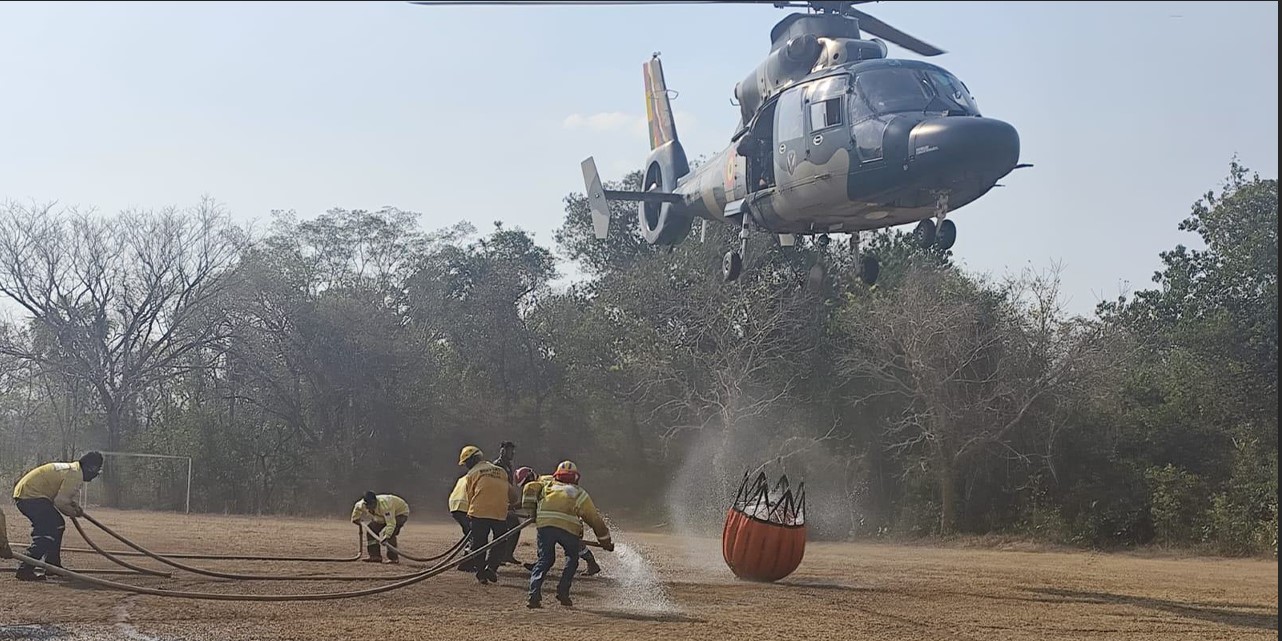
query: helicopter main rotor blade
410 0 945 57
846 7 945 56
409 1 750 5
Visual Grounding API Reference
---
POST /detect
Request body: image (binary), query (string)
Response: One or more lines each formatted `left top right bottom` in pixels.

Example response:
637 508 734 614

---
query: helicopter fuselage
578 9 1028 283
661 57 1021 237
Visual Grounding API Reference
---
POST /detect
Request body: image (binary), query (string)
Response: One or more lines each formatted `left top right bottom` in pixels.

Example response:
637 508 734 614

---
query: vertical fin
644 54 679 151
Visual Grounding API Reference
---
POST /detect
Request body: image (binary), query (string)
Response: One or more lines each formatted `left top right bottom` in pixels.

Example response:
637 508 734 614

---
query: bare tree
0 198 247 501
629 272 820 479
837 263 1112 533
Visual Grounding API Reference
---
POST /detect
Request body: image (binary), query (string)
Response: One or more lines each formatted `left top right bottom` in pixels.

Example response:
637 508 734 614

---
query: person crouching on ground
351 491 410 564
524 460 613 609
460 445 518 584
11 451 103 581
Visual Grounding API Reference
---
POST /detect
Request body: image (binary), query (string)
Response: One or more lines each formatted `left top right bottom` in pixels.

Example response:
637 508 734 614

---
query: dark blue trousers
16 498 65 573
528 526 581 602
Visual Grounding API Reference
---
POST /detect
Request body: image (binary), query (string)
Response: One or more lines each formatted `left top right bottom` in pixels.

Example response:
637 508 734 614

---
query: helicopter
412 1 1030 284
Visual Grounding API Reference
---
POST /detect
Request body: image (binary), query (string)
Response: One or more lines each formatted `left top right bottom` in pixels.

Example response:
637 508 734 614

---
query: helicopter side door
773 82 808 192
774 75 850 190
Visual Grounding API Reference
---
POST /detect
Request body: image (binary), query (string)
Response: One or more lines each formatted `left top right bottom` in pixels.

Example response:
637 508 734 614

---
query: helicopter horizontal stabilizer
601 190 684 204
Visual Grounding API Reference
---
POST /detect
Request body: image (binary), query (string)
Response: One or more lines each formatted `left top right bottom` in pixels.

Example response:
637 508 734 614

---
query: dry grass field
1 508 1277 640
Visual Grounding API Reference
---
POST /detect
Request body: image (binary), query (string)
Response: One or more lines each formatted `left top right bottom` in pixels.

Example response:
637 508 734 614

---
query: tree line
0 161 1275 557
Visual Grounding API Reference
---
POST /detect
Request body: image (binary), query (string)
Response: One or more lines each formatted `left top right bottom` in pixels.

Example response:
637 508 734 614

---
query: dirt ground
1 508 1277 641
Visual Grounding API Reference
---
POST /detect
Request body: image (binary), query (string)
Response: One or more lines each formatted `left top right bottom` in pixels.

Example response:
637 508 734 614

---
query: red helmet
514 466 535 486
552 460 580 484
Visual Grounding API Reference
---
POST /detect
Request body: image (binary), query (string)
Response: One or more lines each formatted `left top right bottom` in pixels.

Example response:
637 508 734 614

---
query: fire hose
359 522 470 564
7 517 534 601
362 522 611 557
69 516 173 578
73 512 468 582
60 523 365 562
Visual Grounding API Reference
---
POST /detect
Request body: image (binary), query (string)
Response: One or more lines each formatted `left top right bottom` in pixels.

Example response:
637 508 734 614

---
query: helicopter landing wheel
935 219 957 251
817 234 831 248
860 255 880 286
914 219 937 249
723 250 743 282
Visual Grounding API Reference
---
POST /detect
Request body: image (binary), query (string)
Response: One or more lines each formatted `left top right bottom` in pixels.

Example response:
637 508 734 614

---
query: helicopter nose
907 117 1020 184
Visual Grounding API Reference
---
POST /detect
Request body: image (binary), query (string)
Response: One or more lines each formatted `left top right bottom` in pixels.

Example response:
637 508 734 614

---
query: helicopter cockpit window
924 69 980 115
854 68 931 115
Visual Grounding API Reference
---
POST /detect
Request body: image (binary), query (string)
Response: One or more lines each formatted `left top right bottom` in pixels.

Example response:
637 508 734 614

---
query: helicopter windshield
852 66 980 118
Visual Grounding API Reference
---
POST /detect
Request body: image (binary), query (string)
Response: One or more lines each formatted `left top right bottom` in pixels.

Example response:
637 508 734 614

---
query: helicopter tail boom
644 54 678 150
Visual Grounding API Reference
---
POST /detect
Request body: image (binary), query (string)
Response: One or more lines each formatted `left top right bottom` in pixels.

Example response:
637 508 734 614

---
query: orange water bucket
720 471 806 582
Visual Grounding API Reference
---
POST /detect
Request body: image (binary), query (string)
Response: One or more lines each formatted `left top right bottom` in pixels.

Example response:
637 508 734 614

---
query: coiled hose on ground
10 516 534 601
74 512 468 582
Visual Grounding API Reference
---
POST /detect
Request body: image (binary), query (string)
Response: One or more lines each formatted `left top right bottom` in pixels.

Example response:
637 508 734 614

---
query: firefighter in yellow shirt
460 445 518 584
523 460 613 609
350 491 410 564
448 474 477 572
11 451 104 581
517 468 603 577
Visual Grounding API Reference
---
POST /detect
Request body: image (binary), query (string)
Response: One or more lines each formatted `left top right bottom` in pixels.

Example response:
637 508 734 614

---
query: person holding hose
460 445 519 584
351 491 410 564
522 460 613 609
448 473 476 572
493 441 525 565
11 451 103 581
517 467 603 577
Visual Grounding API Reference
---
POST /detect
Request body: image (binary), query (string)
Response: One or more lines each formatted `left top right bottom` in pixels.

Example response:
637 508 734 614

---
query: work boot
584 557 602 577
556 592 573 607
526 596 542 609
15 567 46 582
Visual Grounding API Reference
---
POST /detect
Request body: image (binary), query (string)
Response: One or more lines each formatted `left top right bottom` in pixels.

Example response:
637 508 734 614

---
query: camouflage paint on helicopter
413 2 1030 282
408 1 1029 284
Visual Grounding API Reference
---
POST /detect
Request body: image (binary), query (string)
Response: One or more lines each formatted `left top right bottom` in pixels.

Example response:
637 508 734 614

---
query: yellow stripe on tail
644 54 678 151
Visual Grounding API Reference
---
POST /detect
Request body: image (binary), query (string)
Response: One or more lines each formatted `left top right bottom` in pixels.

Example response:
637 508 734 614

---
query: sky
1 1 1277 317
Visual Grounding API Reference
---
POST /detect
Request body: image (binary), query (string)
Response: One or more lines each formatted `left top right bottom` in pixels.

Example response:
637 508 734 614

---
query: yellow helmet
458 445 482 466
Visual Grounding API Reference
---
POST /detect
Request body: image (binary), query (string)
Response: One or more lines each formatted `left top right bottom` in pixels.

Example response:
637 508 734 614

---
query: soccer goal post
80 451 193 514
